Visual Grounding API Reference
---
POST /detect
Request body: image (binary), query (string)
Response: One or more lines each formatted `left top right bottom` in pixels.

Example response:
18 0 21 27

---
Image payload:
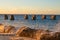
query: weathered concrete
50 15 56 20
10 15 15 20
41 15 46 20
4 15 8 20
24 15 28 20
32 15 36 20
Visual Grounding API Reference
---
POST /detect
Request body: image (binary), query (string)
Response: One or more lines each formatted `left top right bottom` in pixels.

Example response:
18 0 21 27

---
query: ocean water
0 14 60 31
0 14 60 40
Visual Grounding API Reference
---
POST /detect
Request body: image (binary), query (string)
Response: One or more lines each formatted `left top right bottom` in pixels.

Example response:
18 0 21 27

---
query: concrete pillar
4 15 8 20
24 15 28 20
41 15 46 20
10 15 15 20
50 15 56 20
32 15 36 20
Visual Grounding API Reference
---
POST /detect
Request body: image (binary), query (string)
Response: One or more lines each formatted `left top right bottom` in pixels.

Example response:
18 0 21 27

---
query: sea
0 14 60 40
0 14 60 31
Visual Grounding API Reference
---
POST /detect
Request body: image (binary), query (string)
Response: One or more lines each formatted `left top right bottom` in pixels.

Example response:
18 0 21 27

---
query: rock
5 25 16 33
16 26 37 39
53 32 60 40
15 26 60 40
10 37 36 40
16 26 28 36
0 24 5 33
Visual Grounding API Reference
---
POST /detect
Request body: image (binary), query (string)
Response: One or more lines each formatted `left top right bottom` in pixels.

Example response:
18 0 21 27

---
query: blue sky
0 0 60 14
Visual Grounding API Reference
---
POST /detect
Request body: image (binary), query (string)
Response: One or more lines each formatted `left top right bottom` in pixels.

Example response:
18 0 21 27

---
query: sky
0 0 60 14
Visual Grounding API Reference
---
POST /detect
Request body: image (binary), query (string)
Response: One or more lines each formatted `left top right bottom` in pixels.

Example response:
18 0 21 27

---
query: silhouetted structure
24 15 28 20
4 15 8 20
10 15 15 20
32 15 36 20
50 15 56 20
41 15 46 20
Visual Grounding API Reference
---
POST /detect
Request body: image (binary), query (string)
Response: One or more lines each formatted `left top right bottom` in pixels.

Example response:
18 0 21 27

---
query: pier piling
24 15 28 20
10 15 15 20
50 15 56 20
32 15 36 20
4 15 8 20
41 15 46 20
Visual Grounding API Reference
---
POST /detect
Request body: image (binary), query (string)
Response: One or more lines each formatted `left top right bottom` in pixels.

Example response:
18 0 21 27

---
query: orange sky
0 0 60 14
0 8 59 15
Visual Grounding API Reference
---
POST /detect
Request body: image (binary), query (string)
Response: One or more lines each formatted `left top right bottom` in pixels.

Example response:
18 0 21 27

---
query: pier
50 15 56 20
3 15 58 20
41 15 46 20
4 15 8 20
24 15 28 20
10 15 15 20
32 15 36 20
